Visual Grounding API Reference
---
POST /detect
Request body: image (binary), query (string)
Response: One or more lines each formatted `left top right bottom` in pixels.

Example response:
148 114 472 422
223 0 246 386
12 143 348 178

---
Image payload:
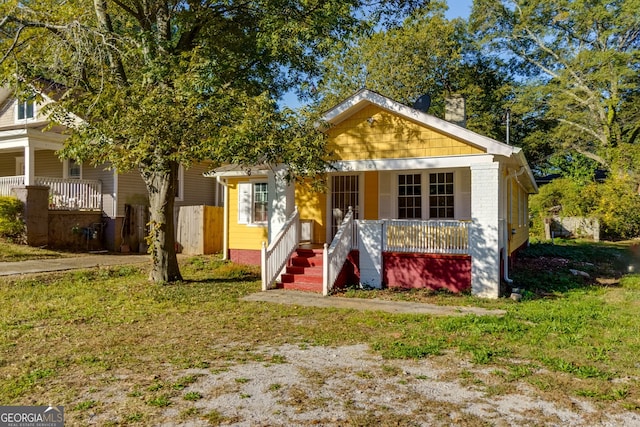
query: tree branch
0 23 25 64
94 0 128 85
557 117 606 145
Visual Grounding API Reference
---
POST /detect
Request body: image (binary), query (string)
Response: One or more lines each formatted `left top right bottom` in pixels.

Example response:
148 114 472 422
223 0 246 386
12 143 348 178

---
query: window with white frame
398 174 422 219
16 99 35 121
238 181 268 225
68 159 81 179
429 172 454 219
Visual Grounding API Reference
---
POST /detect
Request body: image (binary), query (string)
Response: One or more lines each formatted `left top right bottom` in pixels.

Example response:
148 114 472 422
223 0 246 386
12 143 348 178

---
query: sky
444 0 473 20
281 0 474 109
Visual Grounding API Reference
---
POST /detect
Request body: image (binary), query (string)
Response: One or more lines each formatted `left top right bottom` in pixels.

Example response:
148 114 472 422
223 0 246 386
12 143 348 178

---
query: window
238 181 268 225
429 172 454 218
16 99 35 121
69 159 81 179
398 174 422 219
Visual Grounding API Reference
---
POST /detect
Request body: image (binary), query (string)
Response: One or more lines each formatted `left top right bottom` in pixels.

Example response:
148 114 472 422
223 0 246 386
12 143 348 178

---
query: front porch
0 175 102 211
261 207 473 295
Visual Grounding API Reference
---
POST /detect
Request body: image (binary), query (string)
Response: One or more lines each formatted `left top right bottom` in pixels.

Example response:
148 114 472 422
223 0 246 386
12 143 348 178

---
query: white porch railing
261 207 300 291
323 206 355 296
384 219 470 254
35 177 103 211
0 176 25 197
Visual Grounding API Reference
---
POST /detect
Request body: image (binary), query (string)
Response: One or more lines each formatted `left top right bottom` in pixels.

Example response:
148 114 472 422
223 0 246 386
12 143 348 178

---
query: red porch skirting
229 249 261 266
383 252 471 292
334 251 471 293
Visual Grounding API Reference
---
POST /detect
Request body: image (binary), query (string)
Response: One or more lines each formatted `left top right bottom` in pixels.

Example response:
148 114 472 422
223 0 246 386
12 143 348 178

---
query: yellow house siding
508 177 529 254
363 171 378 220
227 177 268 250
295 179 327 244
327 105 484 161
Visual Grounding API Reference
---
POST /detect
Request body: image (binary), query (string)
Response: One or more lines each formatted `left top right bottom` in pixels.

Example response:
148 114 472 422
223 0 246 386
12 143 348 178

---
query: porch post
24 145 35 185
268 166 295 242
470 163 502 298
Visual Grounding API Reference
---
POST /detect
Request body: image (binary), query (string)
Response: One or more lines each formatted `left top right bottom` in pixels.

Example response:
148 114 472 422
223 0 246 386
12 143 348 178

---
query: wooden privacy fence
175 205 223 255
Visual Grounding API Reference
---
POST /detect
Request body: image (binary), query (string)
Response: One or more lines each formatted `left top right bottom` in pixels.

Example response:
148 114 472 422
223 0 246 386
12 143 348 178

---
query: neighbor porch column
470 163 502 298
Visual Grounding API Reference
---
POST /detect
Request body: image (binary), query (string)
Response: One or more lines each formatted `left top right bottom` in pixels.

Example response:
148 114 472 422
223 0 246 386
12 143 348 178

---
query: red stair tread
276 246 325 294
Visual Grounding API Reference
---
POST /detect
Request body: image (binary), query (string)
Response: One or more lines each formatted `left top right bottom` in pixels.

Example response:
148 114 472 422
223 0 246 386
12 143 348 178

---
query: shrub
529 175 640 240
0 196 25 241
529 178 598 239
595 176 640 240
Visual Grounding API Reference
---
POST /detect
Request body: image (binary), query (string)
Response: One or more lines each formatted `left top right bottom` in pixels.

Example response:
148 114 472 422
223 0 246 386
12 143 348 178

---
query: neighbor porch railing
261 207 300 291
0 175 102 210
384 219 470 254
0 175 25 197
35 177 102 211
323 206 355 296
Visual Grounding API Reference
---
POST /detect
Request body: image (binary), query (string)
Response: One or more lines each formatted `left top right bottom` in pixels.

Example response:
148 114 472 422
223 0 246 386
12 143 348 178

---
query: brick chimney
445 94 466 128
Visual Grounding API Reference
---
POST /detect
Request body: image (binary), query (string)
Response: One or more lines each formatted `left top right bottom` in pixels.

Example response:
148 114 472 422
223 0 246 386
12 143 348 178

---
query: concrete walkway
0 254 150 276
243 290 506 316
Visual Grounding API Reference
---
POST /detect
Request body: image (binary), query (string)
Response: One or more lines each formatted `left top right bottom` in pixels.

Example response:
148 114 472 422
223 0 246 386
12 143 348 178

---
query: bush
529 178 598 239
0 196 25 241
529 176 640 241
595 176 640 240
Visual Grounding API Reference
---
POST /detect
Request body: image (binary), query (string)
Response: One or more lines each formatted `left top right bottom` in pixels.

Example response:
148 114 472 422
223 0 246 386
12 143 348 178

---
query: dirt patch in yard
71 344 639 426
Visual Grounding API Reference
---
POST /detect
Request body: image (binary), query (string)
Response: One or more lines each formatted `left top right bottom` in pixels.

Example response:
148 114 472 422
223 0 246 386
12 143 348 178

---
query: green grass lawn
1 240 639 424
0 239 77 262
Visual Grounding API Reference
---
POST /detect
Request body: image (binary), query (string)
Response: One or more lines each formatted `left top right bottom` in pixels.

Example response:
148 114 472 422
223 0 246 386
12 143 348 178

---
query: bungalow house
0 86 223 251
215 89 538 298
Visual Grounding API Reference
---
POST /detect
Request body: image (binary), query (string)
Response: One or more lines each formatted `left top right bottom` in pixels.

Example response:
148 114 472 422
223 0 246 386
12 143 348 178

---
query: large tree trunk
142 162 182 283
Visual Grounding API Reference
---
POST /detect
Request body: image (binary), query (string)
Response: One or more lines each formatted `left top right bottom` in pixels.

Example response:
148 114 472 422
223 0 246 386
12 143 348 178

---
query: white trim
14 98 36 124
15 156 24 175
237 180 269 227
326 172 363 243
175 164 184 201
63 159 82 180
329 154 495 172
112 170 118 218
390 169 467 221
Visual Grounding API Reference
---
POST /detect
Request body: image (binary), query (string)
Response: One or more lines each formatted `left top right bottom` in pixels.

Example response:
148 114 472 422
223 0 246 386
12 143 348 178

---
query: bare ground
75 344 640 427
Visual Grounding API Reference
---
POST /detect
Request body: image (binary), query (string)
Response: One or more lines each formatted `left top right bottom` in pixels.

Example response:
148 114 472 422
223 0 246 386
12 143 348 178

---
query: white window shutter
238 182 252 224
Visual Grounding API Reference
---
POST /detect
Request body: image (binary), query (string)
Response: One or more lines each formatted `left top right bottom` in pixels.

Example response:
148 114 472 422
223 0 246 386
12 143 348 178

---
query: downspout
217 175 229 261
503 166 526 285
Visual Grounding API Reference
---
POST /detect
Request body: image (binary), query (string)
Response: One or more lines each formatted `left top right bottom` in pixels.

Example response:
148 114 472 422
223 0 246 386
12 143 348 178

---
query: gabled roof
323 88 538 193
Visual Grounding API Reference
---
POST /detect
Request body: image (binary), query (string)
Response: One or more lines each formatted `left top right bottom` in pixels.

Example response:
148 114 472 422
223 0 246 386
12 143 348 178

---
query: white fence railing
35 177 103 211
384 219 470 254
261 207 300 291
0 176 25 197
0 176 102 210
323 207 355 296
